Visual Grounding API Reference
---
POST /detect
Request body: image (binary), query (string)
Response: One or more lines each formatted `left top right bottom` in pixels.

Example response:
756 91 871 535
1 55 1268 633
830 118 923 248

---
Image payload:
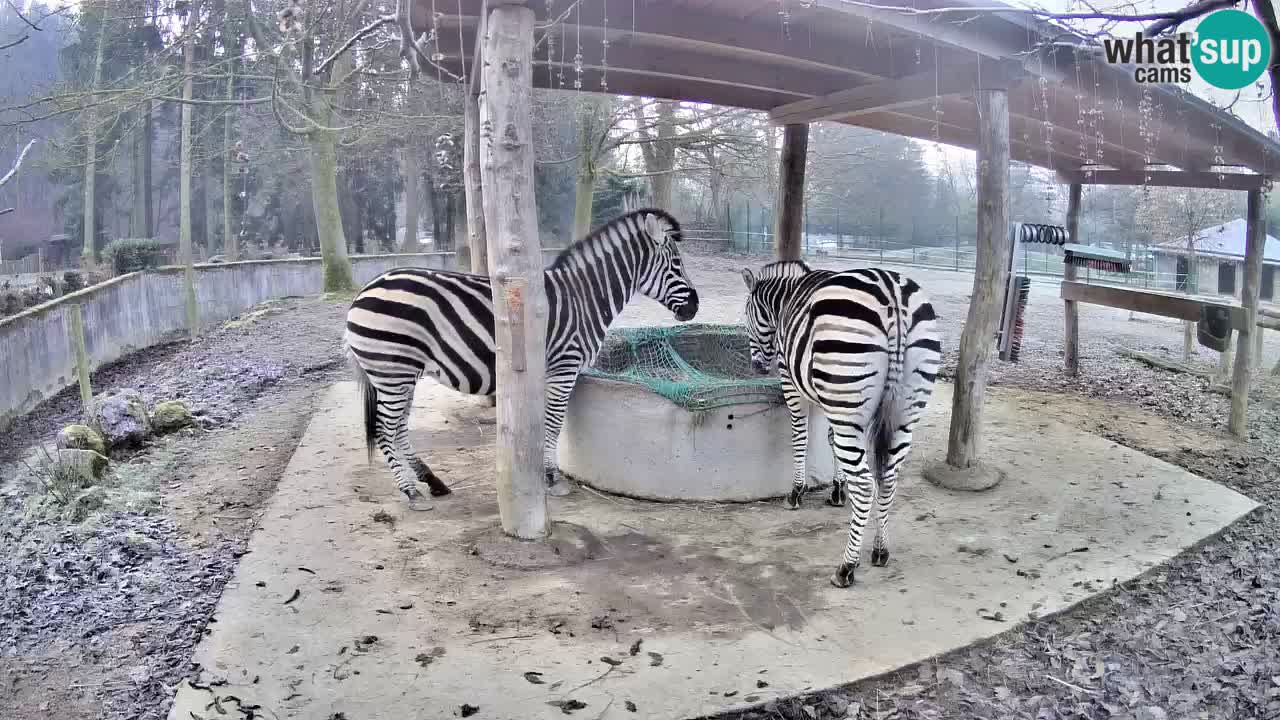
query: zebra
345 209 700 510
741 260 940 588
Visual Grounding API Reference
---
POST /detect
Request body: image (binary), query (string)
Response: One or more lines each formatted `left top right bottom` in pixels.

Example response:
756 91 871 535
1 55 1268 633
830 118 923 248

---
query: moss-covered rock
90 389 152 448
150 399 194 434
56 424 107 456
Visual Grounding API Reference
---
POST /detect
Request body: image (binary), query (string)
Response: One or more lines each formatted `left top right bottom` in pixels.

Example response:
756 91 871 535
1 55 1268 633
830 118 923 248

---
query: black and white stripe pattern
742 261 941 588
345 209 699 508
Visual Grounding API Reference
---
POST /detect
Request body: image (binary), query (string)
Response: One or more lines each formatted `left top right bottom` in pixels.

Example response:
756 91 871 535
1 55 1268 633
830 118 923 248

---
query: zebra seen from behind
742 261 941 588
345 209 699 509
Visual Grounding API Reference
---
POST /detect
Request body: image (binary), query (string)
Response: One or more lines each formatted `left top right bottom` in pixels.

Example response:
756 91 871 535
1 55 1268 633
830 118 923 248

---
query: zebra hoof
830 563 856 588
403 489 435 512
825 488 845 507
428 484 453 497
547 480 573 497
785 488 804 510
870 547 890 567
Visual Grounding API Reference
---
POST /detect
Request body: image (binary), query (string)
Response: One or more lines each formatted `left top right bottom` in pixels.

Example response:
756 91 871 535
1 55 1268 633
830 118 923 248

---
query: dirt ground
2 248 1279 720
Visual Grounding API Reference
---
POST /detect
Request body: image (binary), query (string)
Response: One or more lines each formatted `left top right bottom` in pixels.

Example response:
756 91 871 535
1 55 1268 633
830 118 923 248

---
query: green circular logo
1192 9 1272 90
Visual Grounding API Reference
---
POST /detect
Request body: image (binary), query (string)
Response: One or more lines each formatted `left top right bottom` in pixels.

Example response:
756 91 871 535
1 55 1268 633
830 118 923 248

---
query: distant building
1150 218 1279 302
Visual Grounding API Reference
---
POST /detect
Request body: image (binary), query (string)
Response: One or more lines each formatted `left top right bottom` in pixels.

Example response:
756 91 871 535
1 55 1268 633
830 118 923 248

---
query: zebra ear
742 268 757 291
644 212 669 246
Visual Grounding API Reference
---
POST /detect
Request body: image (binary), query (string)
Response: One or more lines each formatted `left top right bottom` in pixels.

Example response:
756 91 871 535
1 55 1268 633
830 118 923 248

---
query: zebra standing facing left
742 260 941 588
345 209 699 509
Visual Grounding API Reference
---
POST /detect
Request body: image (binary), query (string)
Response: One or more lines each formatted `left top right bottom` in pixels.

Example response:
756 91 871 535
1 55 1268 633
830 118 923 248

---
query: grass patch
19 445 171 523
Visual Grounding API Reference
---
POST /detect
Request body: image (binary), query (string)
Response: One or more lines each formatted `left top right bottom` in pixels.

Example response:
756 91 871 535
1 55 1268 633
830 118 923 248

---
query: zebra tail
868 384 895 482
350 351 378 464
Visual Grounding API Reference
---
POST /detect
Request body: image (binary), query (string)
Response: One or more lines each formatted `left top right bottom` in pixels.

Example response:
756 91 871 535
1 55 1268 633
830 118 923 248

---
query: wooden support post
1256 327 1264 367
464 84 488 275
66 304 92 419
479 3 548 540
944 87 1010 471
1218 330 1234 381
1229 189 1265 438
774 123 808 261
1063 183 1082 376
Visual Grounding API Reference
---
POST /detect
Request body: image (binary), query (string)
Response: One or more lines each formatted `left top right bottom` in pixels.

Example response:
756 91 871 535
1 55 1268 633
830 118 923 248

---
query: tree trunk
142 100 154 236
1063 183 1082 375
301 44 355 291
572 154 595 241
451 191 467 251
1230 189 1266 437
179 0 201 333
425 144 445 248
400 147 420 252
309 131 354 291
480 4 548 540
223 70 237 261
774 123 808 261
463 87 488 273
82 17 108 267
944 87 1010 469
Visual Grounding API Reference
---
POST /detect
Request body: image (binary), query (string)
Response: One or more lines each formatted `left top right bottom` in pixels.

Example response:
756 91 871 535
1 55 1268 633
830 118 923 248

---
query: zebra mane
548 208 683 271
757 260 811 281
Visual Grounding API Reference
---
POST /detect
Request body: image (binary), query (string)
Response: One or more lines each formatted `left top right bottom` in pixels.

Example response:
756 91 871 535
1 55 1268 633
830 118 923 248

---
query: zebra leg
870 457 901 567
782 381 809 510
825 425 845 507
398 400 452 497
829 424 876 588
375 385 433 511
543 375 576 497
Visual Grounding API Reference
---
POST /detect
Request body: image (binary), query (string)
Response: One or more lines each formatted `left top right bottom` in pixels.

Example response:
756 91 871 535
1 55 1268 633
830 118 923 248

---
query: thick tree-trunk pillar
926 86 1011 490
480 3 549 540
774 123 808 261
1063 183 1082 375
463 87 488 273
1229 189 1265 438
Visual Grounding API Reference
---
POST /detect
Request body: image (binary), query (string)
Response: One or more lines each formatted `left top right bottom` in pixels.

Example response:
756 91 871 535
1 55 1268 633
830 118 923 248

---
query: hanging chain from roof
545 0 557 89
1075 52 1087 173
573 0 583 90
1091 60 1104 174
600 0 609 91
1213 121 1226 187
778 0 792 41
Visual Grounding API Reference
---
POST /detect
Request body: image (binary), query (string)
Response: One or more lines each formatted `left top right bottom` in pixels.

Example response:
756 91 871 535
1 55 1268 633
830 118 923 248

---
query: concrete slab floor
169 381 1258 720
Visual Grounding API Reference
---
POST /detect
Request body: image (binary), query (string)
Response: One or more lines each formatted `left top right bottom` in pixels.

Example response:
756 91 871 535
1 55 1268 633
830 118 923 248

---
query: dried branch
314 14 395 77
0 138 37 188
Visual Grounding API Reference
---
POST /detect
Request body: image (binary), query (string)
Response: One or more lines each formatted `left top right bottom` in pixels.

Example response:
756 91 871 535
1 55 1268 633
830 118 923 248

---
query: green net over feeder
581 324 786 412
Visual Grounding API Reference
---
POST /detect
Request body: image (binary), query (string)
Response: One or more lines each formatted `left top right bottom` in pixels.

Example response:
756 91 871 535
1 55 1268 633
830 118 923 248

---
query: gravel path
2 248 1278 720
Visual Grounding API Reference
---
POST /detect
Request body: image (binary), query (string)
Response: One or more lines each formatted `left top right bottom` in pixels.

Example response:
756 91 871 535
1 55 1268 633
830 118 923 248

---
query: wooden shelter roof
418 0 1280 178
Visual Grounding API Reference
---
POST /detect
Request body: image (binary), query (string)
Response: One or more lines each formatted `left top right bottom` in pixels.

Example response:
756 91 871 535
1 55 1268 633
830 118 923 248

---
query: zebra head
742 260 810 374
634 210 699 322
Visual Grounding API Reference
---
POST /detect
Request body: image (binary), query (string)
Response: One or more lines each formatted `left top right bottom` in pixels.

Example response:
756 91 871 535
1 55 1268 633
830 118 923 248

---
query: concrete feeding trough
557 324 834 502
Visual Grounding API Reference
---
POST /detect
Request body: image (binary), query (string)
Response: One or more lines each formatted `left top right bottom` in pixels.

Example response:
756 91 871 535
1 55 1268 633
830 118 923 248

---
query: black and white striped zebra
345 209 699 509
742 261 941 588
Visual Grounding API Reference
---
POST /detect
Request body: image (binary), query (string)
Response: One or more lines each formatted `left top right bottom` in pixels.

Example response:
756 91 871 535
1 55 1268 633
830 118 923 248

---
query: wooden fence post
67 304 93 419
1229 189 1265 438
774 123 808 261
1063 183 1082 376
480 2 548 540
